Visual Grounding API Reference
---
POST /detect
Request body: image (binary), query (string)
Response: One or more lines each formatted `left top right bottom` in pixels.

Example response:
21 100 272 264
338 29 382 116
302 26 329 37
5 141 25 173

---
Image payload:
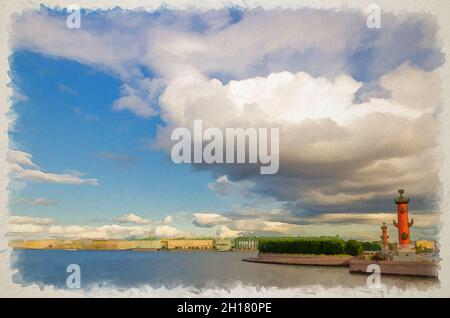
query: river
11 250 438 291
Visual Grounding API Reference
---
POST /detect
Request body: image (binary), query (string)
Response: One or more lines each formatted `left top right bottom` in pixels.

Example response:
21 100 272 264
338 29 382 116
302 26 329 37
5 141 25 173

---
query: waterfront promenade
243 253 353 267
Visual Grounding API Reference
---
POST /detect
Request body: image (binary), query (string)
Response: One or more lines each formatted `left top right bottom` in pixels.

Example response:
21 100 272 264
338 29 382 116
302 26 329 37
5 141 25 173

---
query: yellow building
82 240 138 250
415 240 435 251
10 238 211 251
115 240 140 250
23 240 52 249
47 240 81 249
10 240 68 249
166 239 214 250
134 240 162 250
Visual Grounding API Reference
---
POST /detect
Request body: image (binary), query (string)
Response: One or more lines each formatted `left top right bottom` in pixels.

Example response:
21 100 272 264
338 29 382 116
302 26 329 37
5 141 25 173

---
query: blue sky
7 7 444 240
10 50 231 225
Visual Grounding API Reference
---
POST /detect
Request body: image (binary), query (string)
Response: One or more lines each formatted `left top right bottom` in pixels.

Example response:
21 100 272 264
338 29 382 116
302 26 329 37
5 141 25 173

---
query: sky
6 6 444 241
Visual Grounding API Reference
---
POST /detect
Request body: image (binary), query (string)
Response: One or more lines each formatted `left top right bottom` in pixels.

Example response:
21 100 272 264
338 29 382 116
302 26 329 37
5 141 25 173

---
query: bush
258 237 345 255
344 240 363 256
416 246 433 254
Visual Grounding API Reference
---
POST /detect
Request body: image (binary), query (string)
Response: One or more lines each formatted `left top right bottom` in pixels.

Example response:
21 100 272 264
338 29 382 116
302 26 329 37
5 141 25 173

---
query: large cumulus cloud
157 66 440 216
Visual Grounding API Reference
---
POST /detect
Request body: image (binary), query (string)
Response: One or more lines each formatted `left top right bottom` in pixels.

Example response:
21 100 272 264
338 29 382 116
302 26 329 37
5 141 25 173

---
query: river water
11 250 438 291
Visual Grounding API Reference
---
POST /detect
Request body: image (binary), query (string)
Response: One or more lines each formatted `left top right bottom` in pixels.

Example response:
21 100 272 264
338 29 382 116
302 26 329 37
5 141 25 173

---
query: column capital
395 189 409 204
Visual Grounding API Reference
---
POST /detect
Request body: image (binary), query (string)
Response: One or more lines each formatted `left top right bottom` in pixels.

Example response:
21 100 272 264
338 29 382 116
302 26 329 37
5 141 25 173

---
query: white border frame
1 0 449 297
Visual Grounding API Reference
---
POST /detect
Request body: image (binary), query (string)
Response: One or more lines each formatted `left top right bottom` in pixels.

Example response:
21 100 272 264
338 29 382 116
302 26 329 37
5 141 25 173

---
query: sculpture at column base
379 248 393 261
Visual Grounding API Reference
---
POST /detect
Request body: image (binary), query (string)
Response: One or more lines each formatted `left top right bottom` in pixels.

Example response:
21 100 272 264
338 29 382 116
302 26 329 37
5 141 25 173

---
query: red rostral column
393 189 414 246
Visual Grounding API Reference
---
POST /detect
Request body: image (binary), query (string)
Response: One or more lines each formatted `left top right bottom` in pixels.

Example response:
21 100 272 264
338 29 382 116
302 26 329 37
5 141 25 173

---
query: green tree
258 237 346 255
361 241 381 251
344 240 362 256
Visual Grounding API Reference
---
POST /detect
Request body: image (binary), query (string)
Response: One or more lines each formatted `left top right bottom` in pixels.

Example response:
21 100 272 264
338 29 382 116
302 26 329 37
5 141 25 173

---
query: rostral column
380 222 389 249
393 189 414 246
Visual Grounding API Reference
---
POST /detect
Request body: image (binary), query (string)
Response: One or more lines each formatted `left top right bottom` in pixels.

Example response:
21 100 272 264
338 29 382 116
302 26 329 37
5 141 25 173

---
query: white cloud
216 225 241 238
15 169 99 185
192 210 299 235
111 79 164 118
192 213 231 228
48 224 151 239
380 63 441 111
116 213 153 225
12 12 134 77
7 150 38 169
7 216 182 239
7 214 151 239
229 219 298 234
141 10 356 80
154 225 184 237
8 224 47 236
9 197 57 206
116 213 176 226
8 149 98 186
207 175 255 199
158 71 425 131
9 215 55 225
163 215 173 224
112 85 156 118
